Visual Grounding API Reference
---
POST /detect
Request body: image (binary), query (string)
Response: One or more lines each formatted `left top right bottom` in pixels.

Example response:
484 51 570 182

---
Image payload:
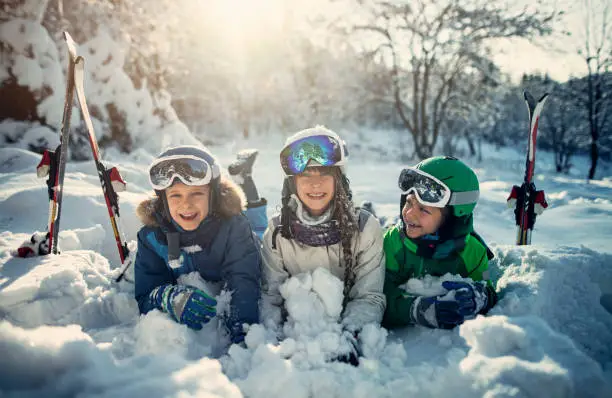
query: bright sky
200 0 593 83
205 0 287 52
491 0 597 83
491 37 587 83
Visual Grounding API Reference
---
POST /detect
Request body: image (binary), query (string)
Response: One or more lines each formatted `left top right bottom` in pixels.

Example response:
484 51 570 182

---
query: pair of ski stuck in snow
16 32 132 282
507 91 550 245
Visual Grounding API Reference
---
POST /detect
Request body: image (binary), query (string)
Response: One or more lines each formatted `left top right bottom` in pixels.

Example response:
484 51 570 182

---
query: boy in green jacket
383 156 497 329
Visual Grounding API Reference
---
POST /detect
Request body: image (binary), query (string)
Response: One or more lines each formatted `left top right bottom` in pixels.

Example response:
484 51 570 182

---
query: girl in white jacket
261 126 386 365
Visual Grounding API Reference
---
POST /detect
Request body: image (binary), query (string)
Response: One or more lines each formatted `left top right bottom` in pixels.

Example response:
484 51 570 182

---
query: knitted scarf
290 218 342 247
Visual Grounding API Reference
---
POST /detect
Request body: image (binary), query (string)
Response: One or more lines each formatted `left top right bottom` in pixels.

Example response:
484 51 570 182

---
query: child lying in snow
134 145 266 345
261 126 386 366
382 156 498 330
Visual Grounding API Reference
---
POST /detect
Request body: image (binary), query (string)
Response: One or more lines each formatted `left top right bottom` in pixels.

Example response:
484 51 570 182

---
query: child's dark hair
279 167 358 299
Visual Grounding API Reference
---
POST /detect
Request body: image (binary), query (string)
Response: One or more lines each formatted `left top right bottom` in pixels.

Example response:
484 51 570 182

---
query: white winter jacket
261 196 386 332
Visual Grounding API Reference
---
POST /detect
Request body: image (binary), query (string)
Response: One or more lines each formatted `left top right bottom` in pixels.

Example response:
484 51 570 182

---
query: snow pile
0 250 137 329
0 146 45 173
491 246 612 365
1 244 610 397
0 321 242 397
459 315 606 397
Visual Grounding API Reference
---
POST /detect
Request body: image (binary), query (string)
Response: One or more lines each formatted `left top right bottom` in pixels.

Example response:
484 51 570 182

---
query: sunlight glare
206 0 287 52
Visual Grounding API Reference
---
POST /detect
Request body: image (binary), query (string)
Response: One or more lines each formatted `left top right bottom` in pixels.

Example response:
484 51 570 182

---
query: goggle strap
400 168 449 189
210 164 221 179
448 190 480 206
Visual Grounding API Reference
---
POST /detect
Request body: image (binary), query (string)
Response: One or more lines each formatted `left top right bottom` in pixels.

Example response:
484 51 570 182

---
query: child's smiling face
166 182 210 231
402 194 445 238
295 167 335 217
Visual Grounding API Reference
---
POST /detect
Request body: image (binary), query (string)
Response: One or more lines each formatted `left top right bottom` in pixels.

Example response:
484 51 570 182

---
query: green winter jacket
382 224 496 328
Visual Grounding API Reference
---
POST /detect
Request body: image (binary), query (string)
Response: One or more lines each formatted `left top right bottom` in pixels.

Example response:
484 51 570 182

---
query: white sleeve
260 218 288 331
341 215 387 332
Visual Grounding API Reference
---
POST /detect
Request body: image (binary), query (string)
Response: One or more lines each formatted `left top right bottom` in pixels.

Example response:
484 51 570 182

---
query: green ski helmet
400 156 480 217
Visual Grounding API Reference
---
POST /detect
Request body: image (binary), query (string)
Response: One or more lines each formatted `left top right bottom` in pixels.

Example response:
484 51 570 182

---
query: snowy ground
1 134 611 397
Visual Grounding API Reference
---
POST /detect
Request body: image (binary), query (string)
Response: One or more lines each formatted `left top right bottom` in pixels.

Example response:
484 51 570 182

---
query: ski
507 91 549 245
35 31 79 255
73 54 131 281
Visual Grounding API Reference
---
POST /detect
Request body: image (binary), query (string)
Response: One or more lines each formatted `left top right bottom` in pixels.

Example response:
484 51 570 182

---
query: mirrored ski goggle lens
149 158 210 189
398 168 449 205
280 135 343 175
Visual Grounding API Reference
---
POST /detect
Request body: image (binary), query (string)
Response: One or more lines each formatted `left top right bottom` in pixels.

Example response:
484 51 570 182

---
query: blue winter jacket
134 178 266 341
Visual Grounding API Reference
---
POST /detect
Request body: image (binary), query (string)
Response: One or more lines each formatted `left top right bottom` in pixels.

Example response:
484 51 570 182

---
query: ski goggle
280 135 347 175
148 155 218 190
398 168 479 208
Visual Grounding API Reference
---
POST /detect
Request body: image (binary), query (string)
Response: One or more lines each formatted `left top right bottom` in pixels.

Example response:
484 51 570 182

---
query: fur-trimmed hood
136 177 247 227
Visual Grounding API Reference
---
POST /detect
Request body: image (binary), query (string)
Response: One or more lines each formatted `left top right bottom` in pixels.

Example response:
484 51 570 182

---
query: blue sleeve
222 215 262 337
244 203 267 240
134 228 174 314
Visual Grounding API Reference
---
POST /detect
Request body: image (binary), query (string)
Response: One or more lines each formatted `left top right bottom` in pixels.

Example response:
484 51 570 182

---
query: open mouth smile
179 212 198 221
307 193 327 199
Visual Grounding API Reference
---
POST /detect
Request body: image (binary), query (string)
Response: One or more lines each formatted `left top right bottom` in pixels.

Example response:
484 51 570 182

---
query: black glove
228 149 261 204
335 330 361 367
228 322 247 346
228 149 258 177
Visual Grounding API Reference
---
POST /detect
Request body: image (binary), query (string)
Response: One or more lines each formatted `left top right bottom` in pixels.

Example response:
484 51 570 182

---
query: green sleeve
382 227 418 328
460 235 491 283
460 235 498 311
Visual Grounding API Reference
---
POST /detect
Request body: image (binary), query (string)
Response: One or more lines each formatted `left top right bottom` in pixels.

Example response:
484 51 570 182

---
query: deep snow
1 137 611 397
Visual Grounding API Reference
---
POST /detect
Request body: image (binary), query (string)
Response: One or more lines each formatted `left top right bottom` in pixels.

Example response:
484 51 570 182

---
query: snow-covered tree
344 0 558 159
0 13 200 156
0 19 65 150
574 0 612 179
440 60 506 159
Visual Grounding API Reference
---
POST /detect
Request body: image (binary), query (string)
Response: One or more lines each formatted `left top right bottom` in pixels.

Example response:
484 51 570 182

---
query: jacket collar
288 194 333 226
399 214 474 259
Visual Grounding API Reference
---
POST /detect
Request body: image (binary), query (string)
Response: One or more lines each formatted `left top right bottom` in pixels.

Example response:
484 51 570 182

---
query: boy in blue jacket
134 145 266 344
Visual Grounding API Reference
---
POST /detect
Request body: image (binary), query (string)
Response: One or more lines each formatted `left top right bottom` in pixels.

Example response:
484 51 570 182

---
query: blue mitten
441 281 489 317
410 281 490 329
410 293 466 329
150 284 217 330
